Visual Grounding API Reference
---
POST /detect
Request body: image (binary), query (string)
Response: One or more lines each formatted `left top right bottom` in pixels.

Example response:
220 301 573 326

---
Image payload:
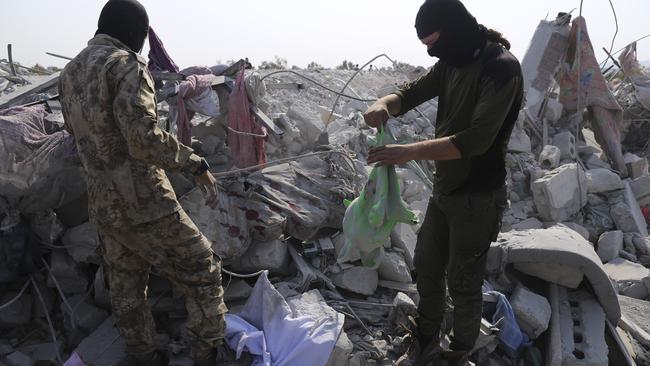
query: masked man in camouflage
58 1 227 365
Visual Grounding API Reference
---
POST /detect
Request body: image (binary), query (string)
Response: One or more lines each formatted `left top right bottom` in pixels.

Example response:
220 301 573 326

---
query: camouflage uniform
59 34 227 358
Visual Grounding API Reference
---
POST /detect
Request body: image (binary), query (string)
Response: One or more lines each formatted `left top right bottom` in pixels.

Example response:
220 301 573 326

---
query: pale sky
1 0 649 70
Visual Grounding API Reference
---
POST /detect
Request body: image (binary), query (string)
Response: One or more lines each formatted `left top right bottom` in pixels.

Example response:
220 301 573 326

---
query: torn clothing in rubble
58 34 203 228
98 209 227 359
0 104 84 214
559 16 627 176
228 69 268 168
147 26 179 74
224 272 343 366
339 128 418 268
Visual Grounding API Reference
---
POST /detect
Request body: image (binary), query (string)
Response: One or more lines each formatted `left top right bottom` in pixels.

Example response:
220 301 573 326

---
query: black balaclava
96 0 149 52
415 0 487 68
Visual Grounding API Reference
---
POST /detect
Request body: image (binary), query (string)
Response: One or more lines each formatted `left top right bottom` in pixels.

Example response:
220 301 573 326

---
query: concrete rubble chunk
378 251 412 284
389 292 417 327
74 317 128 366
624 153 648 180
596 230 624 263
548 286 608 366
603 258 650 299
507 119 532 153
0 293 32 327
488 227 620 323
630 176 650 206
17 342 61 363
230 239 290 275
559 222 590 240
553 131 577 160
3 351 32 366
62 222 101 264
330 266 378 296
65 294 109 332
585 168 623 193
532 163 587 222
47 249 89 294
610 181 649 236
512 217 544 231
333 232 360 263
510 285 551 339
326 331 353 366
539 145 561 170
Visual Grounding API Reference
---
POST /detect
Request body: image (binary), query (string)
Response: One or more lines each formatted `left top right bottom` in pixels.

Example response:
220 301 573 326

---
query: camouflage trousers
97 209 228 359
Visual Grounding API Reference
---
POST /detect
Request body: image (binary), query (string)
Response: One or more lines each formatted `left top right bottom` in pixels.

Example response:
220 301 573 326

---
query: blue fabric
483 290 529 356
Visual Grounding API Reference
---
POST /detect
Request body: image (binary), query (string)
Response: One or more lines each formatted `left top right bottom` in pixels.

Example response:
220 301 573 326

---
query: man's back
59 34 198 228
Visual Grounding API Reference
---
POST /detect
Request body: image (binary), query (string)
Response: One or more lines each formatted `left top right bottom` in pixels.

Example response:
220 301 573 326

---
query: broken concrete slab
630 176 650 206
378 251 412 284
510 285 551 339
597 230 624 263
0 292 32 327
65 294 109 332
586 168 623 193
539 145 561 170
62 222 101 265
603 258 650 299
487 226 620 323
559 222 591 240
74 317 128 366
624 153 648 180
229 239 290 275
388 292 417 328
46 249 89 294
532 163 587 222
3 351 32 366
330 266 378 296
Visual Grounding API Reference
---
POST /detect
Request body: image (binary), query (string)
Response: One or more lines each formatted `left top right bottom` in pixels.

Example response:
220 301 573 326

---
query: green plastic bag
338 127 419 268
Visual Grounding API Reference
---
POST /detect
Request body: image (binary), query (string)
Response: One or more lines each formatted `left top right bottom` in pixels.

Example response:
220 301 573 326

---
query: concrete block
510 285 551 339
532 163 587 222
4 351 32 366
0 293 32 327
585 169 623 193
62 222 101 264
624 153 648 179
489 227 620 324
46 249 89 294
389 292 417 328
548 287 608 366
378 251 412 283
286 101 325 144
230 239 290 275
596 230 623 263
391 223 418 270
512 217 544 231
603 258 650 299
539 145 561 170
515 262 584 289
74 317 129 366
65 295 109 332
553 131 577 160
331 266 378 296
630 176 650 206
610 200 647 237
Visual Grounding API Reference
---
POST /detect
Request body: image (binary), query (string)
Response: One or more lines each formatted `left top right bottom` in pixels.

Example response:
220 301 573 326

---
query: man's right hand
194 171 219 209
363 101 391 128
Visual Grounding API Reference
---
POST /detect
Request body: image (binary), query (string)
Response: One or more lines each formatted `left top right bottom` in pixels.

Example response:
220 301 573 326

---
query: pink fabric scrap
176 70 216 145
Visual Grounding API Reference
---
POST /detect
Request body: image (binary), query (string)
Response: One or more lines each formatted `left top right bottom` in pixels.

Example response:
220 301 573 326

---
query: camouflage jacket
59 34 202 228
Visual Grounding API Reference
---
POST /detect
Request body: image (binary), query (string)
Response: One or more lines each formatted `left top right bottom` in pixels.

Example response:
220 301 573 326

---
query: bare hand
194 171 219 209
367 144 414 166
363 101 391 128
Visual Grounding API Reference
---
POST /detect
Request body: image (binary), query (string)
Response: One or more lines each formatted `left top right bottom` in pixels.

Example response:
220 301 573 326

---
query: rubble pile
1 12 650 366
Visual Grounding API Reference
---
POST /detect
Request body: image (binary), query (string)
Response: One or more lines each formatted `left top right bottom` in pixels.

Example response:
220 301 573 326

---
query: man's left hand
367 144 414 166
